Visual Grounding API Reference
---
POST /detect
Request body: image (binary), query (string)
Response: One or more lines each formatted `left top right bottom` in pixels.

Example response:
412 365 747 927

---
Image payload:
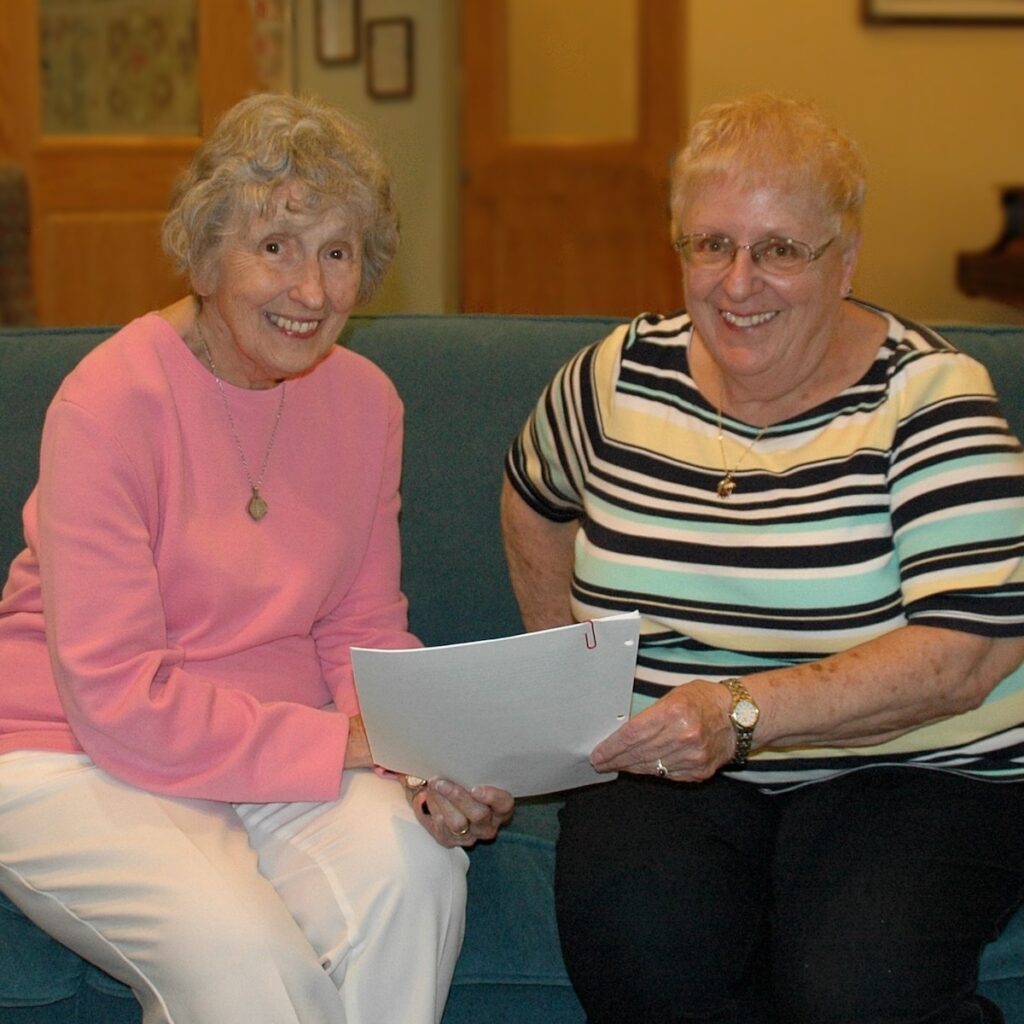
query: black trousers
555 768 1024 1024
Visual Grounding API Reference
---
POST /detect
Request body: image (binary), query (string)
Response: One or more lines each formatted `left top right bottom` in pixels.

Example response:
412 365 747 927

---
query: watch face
734 699 759 729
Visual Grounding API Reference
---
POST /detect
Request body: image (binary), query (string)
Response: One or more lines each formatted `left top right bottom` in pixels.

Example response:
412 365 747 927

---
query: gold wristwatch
718 677 759 767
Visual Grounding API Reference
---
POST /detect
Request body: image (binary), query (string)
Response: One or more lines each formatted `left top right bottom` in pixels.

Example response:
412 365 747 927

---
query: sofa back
2 316 1023 647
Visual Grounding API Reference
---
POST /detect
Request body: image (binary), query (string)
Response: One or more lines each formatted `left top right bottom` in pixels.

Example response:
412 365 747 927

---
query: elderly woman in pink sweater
0 93 513 1024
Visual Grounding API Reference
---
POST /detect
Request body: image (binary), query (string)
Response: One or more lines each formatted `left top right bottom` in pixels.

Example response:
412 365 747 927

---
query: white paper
351 612 640 797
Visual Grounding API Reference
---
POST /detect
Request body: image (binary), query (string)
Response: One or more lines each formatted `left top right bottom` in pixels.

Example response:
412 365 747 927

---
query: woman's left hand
590 680 736 782
405 776 515 848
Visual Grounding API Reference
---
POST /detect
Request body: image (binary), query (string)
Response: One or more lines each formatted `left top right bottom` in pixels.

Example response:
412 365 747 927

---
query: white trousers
0 751 468 1024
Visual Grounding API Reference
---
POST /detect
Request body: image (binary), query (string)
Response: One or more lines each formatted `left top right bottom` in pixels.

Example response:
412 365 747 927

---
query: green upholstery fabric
341 314 622 648
1 315 1022 1024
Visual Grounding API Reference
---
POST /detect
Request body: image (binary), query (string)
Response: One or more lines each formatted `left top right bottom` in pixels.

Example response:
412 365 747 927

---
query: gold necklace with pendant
196 322 286 522
715 401 768 499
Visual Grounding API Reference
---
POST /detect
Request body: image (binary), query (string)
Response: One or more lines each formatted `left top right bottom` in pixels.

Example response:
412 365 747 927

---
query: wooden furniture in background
958 187 1024 312
0 160 36 325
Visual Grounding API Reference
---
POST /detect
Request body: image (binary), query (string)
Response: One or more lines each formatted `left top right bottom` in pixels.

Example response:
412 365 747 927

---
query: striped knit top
505 303 1024 790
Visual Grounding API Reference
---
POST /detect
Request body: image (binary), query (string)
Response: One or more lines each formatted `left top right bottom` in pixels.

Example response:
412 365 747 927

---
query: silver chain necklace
196 321 286 521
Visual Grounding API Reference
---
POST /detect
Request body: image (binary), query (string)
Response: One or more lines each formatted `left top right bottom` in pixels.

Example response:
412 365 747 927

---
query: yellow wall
293 0 459 315
686 0 1024 324
294 1 1024 324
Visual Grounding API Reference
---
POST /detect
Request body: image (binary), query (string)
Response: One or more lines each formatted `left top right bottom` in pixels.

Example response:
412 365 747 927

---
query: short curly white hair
162 93 399 305
670 93 867 251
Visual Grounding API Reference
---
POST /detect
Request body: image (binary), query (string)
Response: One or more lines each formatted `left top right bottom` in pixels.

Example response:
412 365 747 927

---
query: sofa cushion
980 902 1024 1019
0 892 86 1005
458 830 567 987
446 802 586 1024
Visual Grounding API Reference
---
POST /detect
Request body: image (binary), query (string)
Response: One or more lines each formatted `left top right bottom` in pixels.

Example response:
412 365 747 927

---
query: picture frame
863 0 1024 23
316 0 361 64
366 17 415 100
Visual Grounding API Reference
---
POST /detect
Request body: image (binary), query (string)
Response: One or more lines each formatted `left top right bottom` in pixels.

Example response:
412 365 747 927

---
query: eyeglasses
672 233 835 275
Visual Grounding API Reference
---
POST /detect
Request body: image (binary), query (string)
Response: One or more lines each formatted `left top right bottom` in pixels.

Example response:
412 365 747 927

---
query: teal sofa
2 314 1023 1023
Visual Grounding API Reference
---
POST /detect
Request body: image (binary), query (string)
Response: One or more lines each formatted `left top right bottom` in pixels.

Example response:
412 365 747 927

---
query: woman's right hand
405 775 515 848
589 680 737 782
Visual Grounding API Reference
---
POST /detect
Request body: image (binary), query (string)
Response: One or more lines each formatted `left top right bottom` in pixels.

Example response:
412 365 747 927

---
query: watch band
718 677 759 767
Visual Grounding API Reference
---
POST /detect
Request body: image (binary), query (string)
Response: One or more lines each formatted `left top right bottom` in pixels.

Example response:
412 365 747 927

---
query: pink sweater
0 314 419 802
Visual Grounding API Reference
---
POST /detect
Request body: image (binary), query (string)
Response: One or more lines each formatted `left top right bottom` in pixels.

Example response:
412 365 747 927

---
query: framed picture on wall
864 0 1024 22
317 0 361 64
366 17 415 99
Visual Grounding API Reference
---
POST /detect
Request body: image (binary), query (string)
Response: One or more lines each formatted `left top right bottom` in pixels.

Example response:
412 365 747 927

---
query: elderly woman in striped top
502 93 1024 1024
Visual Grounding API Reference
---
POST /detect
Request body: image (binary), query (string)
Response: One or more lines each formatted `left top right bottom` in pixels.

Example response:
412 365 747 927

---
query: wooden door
460 0 684 317
0 0 259 326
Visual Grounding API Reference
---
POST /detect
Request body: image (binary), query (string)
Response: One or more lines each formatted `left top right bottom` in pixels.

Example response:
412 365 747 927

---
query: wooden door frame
461 0 682 175
0 0 39 162
1 0 256 158
459 0 686 315
0 0 258 322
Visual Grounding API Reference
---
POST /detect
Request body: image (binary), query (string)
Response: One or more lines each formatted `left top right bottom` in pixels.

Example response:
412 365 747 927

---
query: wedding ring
452 823 471 836
656 758 668 778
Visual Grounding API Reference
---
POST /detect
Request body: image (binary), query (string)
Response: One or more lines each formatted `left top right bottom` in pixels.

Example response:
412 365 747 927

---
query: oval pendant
247 490 269 521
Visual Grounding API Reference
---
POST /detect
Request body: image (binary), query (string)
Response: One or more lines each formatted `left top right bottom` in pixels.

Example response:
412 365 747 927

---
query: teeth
721 310 776 328
268 314 318 335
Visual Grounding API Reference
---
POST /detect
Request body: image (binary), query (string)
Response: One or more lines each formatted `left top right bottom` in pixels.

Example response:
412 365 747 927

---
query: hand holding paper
351 612 640 797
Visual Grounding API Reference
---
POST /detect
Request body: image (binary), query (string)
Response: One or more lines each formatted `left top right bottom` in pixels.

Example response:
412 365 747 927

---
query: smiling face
679 176 859 409
194 183 363 389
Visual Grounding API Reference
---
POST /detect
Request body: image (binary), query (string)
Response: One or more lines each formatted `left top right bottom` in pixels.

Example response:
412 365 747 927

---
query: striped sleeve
505 332 621 522
888 345 1024 635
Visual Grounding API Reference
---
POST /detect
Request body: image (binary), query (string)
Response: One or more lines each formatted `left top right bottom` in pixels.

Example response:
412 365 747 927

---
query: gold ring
452 823 470 836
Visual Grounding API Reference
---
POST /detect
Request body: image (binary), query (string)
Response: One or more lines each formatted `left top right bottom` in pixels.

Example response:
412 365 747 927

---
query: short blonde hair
670 93 866 249
162 93 398 305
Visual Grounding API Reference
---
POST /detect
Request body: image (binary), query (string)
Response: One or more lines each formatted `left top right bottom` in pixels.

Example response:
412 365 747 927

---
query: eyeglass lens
677 235 821 274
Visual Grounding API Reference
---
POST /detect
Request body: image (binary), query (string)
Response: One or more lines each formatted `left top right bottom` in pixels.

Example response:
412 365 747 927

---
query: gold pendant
247 489 269 521
717 475 736 499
